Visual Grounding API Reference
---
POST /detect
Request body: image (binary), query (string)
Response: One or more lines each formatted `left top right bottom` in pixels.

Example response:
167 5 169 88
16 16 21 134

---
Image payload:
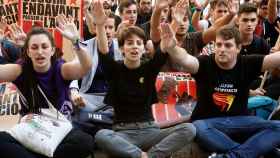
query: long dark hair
21 27 62 113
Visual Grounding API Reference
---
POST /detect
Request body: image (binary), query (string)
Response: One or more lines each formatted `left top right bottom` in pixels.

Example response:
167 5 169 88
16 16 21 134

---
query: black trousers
0 128 94 158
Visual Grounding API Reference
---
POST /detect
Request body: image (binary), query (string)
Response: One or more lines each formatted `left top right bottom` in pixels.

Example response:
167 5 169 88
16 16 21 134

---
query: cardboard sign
18 0 84 61
152 72 197 128
0 0 18 25
0 82 20 131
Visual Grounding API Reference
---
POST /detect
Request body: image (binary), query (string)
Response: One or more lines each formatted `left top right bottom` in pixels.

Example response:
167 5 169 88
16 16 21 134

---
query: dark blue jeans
193 116 280 158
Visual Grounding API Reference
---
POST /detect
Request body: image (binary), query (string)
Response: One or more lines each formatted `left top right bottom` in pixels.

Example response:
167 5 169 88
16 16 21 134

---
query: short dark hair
119 0 137 14
258 0 268 7
216 25 241 46
238 3 257 15
210 0 228 10
118 26 147 47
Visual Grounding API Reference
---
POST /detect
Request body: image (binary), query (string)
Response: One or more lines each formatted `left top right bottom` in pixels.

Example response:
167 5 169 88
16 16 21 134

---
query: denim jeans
95 121 196 158
193 116 280 158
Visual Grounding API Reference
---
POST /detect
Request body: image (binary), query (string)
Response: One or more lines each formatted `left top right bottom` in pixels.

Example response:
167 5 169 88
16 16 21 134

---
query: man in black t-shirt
237 3 271 55
164 24 280 157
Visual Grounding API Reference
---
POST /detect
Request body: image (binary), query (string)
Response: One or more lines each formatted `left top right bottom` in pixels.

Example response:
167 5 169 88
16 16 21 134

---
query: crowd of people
1 0 280 158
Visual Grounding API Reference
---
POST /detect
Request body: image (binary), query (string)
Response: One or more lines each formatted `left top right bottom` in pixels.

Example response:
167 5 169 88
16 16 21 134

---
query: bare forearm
192 11 203 31
74 46 92 76
203 13 235 43
150 8 162 43
166 46 198 73
96 24 109 54
213 13 235 28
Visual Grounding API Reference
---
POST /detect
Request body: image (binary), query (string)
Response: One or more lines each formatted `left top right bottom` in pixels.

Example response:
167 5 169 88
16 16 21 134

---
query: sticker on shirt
139 77 144 84
213 83 237 112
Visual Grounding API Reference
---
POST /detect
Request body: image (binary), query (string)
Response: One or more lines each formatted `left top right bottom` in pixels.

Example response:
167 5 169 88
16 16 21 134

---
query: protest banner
0 82 20 131
18 0 84 61
0 0 18 25
153 72 197 128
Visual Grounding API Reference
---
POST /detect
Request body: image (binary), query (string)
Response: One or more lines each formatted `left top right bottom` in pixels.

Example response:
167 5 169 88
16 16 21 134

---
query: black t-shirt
191 54 264 121
240 35 270 55
136 13 152 26
100 49 168 123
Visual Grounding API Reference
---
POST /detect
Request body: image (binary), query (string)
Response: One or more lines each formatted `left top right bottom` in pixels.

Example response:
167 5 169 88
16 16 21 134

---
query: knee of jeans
94 129 114 145
193 120 211 133
179 123 196 142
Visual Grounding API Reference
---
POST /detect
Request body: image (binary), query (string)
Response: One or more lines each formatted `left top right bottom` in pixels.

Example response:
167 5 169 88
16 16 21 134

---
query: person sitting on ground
238 3 271 55
91 0 196 157
0 15 94 158
70 9 122 112
164 24 280 158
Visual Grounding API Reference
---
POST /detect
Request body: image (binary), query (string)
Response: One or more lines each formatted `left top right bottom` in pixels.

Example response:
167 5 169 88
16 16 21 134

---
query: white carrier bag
7 85 73 157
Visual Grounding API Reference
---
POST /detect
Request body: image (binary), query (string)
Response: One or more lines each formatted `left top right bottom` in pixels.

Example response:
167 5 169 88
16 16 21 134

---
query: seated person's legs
54 128 94 158
147 123 196 157
95 128 143 158
193 118 240 152
0 132 45 158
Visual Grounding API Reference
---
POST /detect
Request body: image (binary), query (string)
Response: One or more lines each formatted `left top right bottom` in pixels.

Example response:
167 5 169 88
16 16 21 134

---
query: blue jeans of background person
95 122 196 158
193 116 280 158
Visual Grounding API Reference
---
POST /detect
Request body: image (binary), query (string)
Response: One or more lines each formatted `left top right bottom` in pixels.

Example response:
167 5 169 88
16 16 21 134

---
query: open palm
56 14 79 43
90 0 107 25
173 0 189 24
160 23 177 52
155 0 172 10
9 24 27 46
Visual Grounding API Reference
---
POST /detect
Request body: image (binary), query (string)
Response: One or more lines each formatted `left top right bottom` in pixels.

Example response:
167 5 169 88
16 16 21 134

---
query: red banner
153 72 197 128
0 0 18 25
18 0 84 52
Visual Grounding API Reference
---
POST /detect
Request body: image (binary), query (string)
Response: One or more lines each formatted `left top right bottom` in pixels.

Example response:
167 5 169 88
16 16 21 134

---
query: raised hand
155 0 173 10
9 23 27 47
56 14 80 43
0 16 8 40
228 0 238 15
90 0 107 25
160 22 177 52
173 0 189 24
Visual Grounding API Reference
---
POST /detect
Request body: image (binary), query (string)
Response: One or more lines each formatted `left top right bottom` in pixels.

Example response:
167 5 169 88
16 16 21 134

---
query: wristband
73 38 81 50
